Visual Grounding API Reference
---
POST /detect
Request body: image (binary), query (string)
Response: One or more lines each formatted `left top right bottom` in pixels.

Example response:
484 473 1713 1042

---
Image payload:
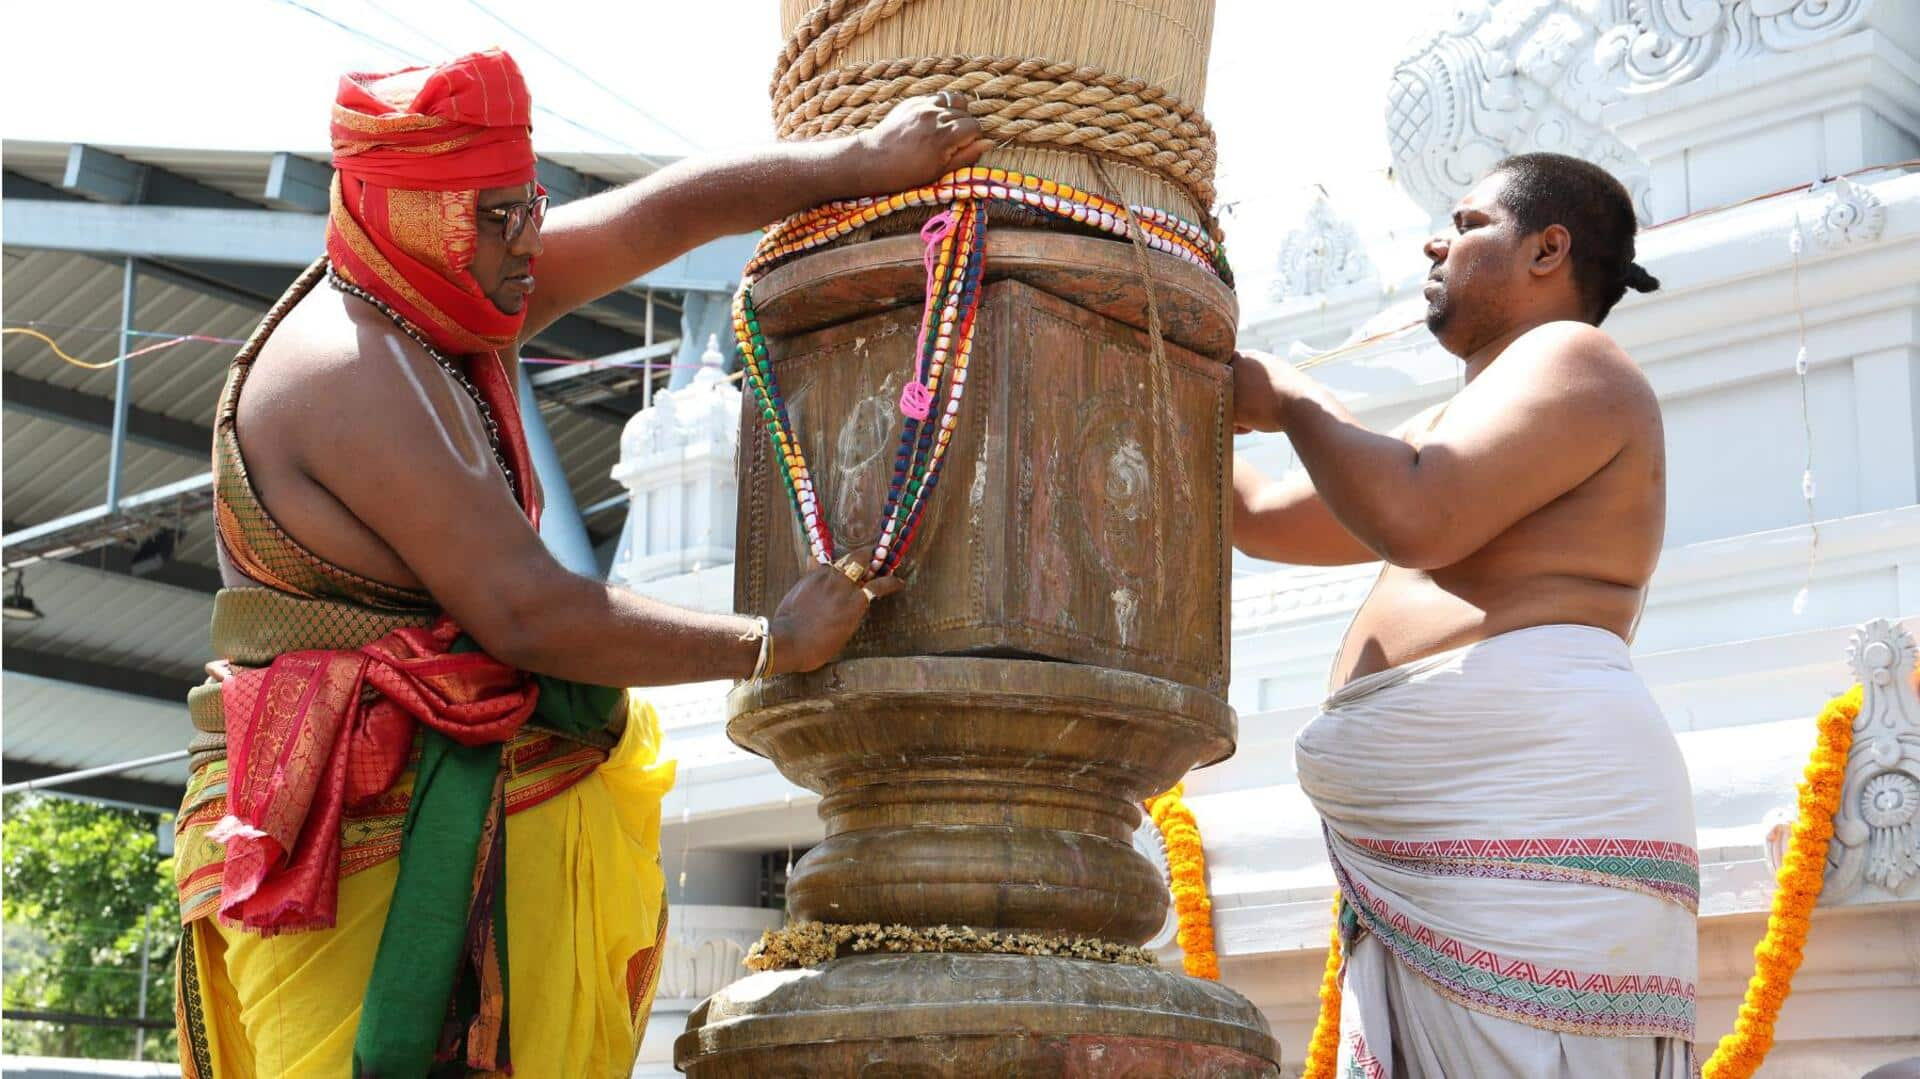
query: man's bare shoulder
1505 320 1652 398
253 297 469 423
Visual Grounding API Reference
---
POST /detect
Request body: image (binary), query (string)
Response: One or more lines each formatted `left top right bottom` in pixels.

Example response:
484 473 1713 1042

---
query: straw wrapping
773 1 1220 222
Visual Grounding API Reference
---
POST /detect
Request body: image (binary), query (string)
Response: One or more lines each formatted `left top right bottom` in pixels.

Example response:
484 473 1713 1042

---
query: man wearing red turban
172 48 986 1077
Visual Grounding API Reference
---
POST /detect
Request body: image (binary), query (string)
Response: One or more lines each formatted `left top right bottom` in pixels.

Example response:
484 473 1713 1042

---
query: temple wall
625 4 1920 1074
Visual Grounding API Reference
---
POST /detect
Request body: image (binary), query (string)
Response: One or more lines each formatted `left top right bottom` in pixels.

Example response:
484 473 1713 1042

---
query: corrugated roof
2 674 191 786
4 249 263 419
4 140 663 207
1 559 212 677
1 420 208 527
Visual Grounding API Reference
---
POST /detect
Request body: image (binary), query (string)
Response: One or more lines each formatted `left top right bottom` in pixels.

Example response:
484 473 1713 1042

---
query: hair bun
1624 261 1661 293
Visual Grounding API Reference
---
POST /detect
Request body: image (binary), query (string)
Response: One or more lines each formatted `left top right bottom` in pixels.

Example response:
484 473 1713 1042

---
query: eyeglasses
478 194 549 244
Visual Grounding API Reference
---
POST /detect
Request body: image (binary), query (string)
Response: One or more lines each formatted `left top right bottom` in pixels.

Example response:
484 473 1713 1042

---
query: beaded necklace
734 166 1228 576
327 269 517 491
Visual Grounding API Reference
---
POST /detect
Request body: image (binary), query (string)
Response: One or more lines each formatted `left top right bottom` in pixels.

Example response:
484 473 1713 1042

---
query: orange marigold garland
1701 684 1859 1078
1144 783 1220 980
1301 891 1344 1079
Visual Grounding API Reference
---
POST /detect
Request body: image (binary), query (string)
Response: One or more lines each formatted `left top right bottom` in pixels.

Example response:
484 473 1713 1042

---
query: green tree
2 793 179 1062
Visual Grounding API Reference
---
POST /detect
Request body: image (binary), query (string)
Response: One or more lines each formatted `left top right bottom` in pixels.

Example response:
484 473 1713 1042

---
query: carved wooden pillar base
673 657 1280 1074
680 232 1279 1075
731 657 1233 940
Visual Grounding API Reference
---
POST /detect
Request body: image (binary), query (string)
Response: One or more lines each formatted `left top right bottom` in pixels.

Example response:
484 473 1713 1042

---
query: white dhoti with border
1295 625 1700 1078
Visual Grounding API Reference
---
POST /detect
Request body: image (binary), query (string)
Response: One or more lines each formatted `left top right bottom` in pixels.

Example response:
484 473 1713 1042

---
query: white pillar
609 335 741 588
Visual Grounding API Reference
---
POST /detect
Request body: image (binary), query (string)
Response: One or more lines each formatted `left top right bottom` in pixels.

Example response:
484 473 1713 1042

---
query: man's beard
1424 289 1452 335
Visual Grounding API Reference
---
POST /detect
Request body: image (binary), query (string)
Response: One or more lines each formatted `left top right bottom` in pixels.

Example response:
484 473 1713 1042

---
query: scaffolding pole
0 750 189 795
105 258 137 512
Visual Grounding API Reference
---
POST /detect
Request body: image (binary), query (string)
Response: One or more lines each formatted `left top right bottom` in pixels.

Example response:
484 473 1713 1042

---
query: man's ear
1531 223 1572 278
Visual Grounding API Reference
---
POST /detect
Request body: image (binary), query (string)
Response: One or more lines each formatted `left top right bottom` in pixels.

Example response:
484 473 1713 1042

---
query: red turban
324 48 537 359
322 48 541 522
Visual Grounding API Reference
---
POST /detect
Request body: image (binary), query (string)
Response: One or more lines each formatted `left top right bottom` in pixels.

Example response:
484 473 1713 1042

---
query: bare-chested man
172 50 987 1077
1232 153 1699 1077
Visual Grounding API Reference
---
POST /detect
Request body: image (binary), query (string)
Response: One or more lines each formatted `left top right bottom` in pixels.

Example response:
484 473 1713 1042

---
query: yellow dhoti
177 700 675 1078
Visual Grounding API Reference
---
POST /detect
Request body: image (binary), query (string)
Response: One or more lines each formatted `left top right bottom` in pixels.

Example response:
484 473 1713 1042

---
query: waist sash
177 587 627 1074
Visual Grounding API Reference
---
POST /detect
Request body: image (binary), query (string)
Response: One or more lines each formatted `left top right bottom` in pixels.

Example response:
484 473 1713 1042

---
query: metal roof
2 559 211 677
3 140 665 209
5 246 262 423
3 674 190 787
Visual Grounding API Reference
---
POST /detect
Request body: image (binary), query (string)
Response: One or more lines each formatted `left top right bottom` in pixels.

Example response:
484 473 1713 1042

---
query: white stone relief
620 334 741 463
1384 0 1882 225
1386 1 1651 223
655 907 785 1003
658 932 753 1002
1808 176 1887 249
1613 0 1876 92
1761 805 1795 874
610 334 742 587
1270 196 1376 301
1231 565 1381 633
1824 618 1920 903
1132 816 1180 951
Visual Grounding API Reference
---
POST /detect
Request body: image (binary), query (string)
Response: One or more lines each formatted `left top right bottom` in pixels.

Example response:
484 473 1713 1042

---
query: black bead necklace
327 270 515 488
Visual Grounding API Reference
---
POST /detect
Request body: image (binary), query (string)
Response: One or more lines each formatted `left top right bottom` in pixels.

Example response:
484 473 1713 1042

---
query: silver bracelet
747 616 773 681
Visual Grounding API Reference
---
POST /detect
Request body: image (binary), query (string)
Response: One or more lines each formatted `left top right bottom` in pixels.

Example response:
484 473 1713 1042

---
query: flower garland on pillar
1143 783 1219 980
1301 892 1344 1079
1298 685 1861 1079
1701 684 1858 1078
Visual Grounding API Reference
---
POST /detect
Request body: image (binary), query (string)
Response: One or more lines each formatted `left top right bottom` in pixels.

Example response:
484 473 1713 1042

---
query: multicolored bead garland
732 165 1230 575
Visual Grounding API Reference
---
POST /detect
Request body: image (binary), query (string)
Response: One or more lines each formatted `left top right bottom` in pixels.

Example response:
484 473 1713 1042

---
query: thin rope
1090 156 1178 590
1787 213 1821 615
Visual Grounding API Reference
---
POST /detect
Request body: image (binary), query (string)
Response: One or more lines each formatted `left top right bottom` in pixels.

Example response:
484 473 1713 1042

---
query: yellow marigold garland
1296 685 1864 1079
1701 684 1859 1078
1301 891 1344 1079
1145 783 1220 980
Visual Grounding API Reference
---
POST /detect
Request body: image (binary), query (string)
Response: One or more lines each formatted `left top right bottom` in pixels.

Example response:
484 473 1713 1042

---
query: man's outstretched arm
299 333 894 686
1231 457 1376 566
1233 323 1640 569
521 98 990 343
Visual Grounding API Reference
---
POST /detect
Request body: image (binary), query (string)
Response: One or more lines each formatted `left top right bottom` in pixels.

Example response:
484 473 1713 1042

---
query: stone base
674 952 1281 1077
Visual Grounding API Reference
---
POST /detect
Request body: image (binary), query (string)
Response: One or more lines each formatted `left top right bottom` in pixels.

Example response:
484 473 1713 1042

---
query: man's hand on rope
767 546 907 675
845 93 992 198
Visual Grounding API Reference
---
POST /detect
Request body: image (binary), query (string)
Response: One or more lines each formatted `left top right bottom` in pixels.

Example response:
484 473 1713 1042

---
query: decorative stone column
1823 618 1920 904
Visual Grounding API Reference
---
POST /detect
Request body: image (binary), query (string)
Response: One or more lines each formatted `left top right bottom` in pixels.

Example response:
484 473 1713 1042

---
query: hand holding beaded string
734 167 1230 577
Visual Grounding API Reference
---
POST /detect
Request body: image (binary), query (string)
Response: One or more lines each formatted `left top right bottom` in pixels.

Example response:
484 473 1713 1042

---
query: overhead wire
0 328 243 372
348 0 654 176
461 0 703 153
270 0 669 178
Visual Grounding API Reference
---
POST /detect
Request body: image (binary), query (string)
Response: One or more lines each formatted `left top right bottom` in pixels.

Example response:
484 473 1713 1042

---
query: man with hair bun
1234 153 1697 1075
